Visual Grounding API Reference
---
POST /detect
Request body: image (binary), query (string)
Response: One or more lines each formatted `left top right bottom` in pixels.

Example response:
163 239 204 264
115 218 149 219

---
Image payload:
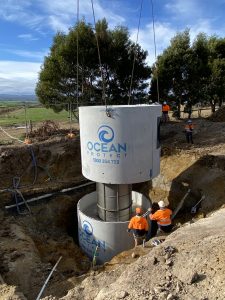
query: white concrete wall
79 105 161 184
77 191 150 264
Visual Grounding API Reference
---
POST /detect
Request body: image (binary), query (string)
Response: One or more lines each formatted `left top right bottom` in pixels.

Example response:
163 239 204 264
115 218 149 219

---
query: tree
36 19 151 111
150 31 225 115
150 30 192 117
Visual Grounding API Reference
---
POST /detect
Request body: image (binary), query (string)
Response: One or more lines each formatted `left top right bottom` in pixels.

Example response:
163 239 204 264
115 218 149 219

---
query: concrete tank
97 183 132 221
77 191 150 264
79 104 161 184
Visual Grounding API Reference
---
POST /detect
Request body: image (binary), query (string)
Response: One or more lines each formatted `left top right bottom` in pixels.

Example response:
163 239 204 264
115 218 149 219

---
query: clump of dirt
208 105 225 122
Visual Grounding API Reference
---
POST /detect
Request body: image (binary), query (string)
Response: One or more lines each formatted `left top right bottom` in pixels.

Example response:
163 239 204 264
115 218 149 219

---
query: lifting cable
150 0 160 102
90 0 109 115
128 0 144 105
76 0 79 110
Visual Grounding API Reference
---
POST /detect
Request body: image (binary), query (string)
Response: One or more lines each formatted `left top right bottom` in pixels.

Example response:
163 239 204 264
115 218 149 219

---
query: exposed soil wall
0 117 225 299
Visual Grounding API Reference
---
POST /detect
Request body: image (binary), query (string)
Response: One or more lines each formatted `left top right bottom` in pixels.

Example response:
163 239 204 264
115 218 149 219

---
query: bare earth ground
0 107 225 300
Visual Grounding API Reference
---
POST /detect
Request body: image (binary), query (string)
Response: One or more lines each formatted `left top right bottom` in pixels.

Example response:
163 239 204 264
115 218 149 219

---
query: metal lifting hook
106 108 112 117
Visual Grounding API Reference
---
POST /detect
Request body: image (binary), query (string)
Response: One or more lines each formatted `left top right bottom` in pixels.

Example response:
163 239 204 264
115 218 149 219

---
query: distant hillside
0 94 38 102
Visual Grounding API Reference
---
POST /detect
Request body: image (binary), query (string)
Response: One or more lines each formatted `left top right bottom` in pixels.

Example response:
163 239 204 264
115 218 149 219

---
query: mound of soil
208 106 225 122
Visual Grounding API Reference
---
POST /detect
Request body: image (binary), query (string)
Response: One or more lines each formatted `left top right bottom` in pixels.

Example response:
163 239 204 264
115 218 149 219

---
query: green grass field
0 106 70 126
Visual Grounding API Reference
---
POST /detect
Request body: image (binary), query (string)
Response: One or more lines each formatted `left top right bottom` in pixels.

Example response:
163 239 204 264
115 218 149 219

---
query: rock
158 291 169 300
190 271 200 284
167 293 175 300
131 252 138 258
115 291 129 299
165 259 173 266
165 253 171 260
164 246 177 255
157 256 166 264
175 282 182 293
154 287 165 293
153 256 158 265
179 270 200 285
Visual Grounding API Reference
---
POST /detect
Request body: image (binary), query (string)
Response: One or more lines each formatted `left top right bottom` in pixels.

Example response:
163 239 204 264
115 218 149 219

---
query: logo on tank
98 125 114 143
86 124 127 164
82 220 93 236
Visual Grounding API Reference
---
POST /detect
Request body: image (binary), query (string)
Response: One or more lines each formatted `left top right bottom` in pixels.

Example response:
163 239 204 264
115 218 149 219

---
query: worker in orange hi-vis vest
149 201 173 233
127 207 149 247
184 119 194 144
162 101 170 123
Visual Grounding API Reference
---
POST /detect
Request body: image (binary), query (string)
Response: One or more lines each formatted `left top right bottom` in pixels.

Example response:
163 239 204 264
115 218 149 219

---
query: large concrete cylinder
97 183 132 221
79 104 161 184
77 191 150 264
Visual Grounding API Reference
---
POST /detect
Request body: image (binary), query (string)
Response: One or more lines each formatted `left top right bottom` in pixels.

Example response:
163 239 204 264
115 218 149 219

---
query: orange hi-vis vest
185 124 194 132
150 208 172 226
162 104 170 112
128 216 149 231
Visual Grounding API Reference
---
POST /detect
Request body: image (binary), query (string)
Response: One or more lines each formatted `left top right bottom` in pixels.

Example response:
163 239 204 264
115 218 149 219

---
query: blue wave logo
82 221 93 236
98 125 114 143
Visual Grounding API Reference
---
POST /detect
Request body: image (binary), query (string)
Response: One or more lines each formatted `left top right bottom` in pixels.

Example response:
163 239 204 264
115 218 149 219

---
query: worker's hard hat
135 207 142 214
187 119 192 123
163 101 167 105
158 200 166 208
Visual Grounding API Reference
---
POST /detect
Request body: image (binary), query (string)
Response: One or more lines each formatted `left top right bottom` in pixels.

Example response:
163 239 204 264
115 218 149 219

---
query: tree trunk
177 98 181 119
210 99 216 113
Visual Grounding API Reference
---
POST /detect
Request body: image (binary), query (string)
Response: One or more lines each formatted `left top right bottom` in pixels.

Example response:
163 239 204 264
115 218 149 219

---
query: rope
0 126 24 144
7 176 32 215
128 0 144 105
150 0 160 102
90 0 108 115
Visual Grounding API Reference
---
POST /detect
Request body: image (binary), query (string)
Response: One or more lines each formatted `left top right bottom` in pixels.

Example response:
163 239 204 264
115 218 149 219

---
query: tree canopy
150 30 225 114
36 19 151 110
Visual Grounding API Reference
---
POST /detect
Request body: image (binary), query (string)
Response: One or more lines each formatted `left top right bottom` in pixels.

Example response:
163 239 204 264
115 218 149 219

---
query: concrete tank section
78 104 161 263
97 183 132 221
77 191 150 264
79 105 161 184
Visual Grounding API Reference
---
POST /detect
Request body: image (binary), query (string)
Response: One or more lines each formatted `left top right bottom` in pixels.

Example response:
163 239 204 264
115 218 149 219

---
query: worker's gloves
127 229 131 233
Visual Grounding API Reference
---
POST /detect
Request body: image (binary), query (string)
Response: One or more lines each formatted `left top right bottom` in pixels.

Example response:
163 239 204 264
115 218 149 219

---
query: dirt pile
208 105 225 122
59 208 225 300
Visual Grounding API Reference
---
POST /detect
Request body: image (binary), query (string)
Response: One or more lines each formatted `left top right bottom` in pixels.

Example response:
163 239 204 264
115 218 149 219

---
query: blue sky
0 0 225 95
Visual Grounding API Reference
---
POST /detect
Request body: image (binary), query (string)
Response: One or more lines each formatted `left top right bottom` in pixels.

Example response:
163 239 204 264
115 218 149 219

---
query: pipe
5 182 95 210
35 256 62 300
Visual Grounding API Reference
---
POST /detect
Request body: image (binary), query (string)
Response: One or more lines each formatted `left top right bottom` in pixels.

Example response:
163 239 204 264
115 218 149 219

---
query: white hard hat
163 101 166 105
158 200 166 208
187 119 192 123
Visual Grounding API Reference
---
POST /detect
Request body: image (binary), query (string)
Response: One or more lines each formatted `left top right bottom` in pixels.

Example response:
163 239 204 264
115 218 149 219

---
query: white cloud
7 49 47 61
40 0 125 30
189 19 225 41
0 61 41 94
18 34 39 41
165 0 202 19
0 0 125 33
130 22 176 65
